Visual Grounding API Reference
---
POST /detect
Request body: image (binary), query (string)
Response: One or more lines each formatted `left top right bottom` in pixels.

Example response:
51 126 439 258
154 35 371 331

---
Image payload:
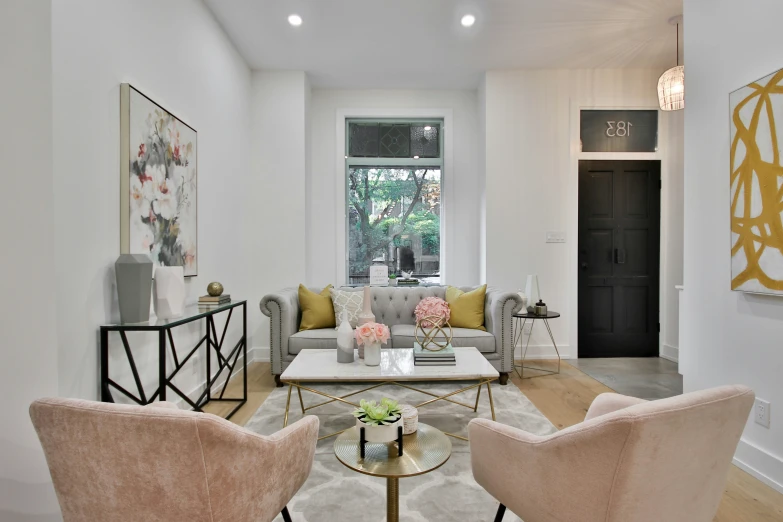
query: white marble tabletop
281 347 499 382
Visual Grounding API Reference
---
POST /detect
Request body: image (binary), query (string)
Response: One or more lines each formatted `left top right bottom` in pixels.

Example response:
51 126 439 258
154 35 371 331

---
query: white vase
154 266 185 319
364 341 381 366
356 415 403 443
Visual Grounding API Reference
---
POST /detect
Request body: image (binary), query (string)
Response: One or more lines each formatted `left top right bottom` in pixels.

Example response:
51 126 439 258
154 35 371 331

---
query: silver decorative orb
207 282 224 296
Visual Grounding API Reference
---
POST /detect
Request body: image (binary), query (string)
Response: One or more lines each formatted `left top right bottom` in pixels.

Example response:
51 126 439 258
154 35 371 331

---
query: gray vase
115 254 153 323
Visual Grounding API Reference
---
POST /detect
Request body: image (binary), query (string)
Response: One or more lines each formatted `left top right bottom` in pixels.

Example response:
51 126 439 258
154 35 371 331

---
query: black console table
100 300 247 420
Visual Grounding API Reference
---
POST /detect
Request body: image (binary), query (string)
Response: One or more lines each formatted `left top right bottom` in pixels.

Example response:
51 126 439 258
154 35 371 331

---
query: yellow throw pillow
445 285 487 330
298 284 335 331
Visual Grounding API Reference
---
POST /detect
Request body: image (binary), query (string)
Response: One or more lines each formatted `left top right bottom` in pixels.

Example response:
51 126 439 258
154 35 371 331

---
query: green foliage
348 167 441 277
352 398 402 426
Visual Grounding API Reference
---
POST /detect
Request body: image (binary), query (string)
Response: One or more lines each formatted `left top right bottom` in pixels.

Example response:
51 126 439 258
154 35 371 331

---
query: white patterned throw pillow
330 288 363 328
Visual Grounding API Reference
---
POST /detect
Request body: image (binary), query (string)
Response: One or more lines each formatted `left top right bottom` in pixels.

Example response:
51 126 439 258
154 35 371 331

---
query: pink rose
415 297 451 327
374 323 389 344
355 323 374 345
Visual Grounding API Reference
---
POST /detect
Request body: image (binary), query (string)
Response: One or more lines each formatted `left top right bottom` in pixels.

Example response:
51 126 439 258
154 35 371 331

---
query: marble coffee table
280 347 499 441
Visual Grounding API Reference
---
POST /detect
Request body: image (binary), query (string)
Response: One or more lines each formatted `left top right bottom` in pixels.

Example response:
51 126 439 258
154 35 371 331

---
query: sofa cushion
390 324 496 353
298 284 335 331
289 329 339 354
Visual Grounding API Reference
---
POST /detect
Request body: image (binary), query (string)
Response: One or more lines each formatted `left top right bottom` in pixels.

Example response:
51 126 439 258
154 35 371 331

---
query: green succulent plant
352 398 402 426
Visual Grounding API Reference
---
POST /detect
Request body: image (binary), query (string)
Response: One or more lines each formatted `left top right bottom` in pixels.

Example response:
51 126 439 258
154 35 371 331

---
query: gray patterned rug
246 381 556 522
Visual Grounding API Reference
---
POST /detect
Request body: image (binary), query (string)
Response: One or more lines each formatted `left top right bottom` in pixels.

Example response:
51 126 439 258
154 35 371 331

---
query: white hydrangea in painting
127 87 197 275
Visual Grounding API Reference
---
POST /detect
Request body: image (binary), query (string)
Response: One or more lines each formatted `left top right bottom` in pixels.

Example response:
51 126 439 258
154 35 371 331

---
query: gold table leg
297 385 306 414
473 381 482 412
486 381 496 421
387 477 399 522
283 383 293 428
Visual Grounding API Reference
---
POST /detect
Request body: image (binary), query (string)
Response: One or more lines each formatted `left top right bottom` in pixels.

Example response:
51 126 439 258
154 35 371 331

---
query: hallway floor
568 357 683 399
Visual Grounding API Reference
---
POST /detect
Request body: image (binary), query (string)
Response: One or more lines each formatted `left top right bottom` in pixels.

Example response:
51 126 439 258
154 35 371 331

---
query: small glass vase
364 342 381 366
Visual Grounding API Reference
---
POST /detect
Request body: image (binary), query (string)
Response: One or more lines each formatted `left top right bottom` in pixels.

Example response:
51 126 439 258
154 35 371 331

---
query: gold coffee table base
334 423 452 522
282 378 496 442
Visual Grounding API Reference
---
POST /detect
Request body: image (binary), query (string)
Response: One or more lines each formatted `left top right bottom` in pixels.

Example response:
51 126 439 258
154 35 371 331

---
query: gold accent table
280 347 498 441
334 423 451 522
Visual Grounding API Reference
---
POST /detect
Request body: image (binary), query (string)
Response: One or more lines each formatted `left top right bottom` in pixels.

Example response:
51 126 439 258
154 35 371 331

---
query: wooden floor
207 360 783 521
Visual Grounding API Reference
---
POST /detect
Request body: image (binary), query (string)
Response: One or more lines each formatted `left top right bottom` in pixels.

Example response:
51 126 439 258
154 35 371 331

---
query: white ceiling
205 0 683 89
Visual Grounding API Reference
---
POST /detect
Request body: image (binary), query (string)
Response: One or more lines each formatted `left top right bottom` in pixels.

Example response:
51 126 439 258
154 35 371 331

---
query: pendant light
657 16 684 111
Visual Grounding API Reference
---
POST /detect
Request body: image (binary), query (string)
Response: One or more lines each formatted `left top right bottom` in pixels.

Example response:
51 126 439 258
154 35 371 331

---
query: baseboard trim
733 438 783 494
660 344 679 363
513 344 573 360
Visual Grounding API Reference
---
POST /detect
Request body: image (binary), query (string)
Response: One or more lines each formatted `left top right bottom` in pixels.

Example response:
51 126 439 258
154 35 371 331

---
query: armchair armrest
484 288 523 374
585 393 647 421
260 288 300 375
468 417 632 522
198 415 319 521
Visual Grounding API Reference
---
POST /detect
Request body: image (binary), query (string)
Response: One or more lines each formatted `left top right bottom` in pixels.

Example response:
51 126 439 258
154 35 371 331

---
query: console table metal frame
513 311 561 379
100 300 247 420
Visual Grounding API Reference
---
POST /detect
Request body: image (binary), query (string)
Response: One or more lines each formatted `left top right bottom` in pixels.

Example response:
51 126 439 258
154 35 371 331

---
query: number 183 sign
580 110 658 153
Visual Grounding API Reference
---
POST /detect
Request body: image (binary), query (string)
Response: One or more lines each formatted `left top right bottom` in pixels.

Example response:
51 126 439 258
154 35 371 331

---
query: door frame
577 159 662 357
567 101 672 359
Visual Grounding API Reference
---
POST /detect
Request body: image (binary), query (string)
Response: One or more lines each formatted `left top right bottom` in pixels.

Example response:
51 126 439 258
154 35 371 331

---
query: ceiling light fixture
288 14 303 27
657 16 684 111
461 14 476 27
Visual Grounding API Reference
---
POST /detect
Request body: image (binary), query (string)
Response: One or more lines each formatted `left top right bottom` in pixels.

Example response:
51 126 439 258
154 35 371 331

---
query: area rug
245 381 556 522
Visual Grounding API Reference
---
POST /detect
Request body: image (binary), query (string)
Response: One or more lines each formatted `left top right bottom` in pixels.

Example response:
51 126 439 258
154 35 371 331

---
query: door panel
578 160 660 357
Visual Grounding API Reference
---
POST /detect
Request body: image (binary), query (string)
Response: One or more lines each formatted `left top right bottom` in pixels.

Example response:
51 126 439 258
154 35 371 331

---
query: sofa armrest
484 288 523 374
260 288 300 375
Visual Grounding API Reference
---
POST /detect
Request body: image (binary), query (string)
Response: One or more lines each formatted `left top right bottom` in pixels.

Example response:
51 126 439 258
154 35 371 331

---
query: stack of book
397 278 420 286
413 342 456 366
198 294 231 307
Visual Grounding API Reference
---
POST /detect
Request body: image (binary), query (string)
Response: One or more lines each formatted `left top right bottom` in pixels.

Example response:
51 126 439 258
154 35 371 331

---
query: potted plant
388 273 398 286
353 398 403 442
354 322 390 366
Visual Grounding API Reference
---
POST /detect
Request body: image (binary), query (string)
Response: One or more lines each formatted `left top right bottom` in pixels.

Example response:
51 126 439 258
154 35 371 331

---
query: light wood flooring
205 360 783 521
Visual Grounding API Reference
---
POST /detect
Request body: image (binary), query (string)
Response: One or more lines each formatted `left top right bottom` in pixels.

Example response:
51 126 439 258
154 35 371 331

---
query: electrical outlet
755 398 771 428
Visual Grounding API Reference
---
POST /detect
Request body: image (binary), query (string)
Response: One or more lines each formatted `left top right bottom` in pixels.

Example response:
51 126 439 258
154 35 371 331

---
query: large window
346 120 443 284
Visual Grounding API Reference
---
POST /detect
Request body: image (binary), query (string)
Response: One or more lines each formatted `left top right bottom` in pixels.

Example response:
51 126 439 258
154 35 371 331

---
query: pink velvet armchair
469 385 754 522
30 398 319 522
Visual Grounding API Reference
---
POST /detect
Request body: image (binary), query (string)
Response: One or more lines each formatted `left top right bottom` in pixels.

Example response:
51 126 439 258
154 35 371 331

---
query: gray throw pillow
330 288 363 328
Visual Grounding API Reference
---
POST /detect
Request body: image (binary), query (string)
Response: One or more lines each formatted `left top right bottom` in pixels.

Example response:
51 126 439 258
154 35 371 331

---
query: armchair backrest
30 398 318 522
596 385 753 521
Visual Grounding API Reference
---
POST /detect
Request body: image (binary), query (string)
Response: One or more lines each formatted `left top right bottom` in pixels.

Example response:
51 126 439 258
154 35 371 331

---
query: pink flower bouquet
415 297 451 327
354 322 390 346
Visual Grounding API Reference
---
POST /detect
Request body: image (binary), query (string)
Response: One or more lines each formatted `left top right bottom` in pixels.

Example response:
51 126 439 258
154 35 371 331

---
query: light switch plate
546 231 566 243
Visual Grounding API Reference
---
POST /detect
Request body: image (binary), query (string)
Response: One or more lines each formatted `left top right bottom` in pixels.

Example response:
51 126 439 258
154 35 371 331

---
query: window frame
344 117 445 285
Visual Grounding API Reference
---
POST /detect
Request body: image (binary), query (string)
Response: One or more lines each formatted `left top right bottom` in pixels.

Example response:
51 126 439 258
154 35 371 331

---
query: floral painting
121 84 197 276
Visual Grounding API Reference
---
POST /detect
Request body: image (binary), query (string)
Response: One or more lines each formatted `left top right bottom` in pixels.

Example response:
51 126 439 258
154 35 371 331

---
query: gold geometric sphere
207 282 224 296
414 316 453 351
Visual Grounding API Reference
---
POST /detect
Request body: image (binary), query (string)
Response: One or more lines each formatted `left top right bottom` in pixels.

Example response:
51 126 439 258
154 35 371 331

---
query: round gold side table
334 423 452 522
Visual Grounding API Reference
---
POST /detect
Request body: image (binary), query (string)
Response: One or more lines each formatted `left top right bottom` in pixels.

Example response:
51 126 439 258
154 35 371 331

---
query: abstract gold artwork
730 68 783 294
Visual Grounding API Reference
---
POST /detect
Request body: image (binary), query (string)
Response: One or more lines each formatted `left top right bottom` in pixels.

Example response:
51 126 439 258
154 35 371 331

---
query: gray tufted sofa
260 286 523 387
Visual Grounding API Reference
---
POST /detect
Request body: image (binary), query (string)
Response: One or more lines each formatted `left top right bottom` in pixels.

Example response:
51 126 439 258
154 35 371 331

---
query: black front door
578 160 661 357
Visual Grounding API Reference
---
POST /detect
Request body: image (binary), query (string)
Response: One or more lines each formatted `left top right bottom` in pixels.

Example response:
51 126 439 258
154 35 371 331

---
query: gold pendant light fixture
658 16 684 111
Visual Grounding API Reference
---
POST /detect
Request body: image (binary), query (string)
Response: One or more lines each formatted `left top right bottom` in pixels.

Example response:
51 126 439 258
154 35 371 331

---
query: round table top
513 310 561 319
334 423 451 479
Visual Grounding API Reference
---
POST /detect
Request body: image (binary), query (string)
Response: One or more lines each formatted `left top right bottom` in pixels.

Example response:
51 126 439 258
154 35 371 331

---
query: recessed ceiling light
461 14 476 27
288 14 302 27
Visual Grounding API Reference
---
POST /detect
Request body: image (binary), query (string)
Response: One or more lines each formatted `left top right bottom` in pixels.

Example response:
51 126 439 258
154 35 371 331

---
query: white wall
0 2 61 519
308 89 481 286
51 0 252 403
248 70 308 343
682 0 783 492
483 69 684 359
